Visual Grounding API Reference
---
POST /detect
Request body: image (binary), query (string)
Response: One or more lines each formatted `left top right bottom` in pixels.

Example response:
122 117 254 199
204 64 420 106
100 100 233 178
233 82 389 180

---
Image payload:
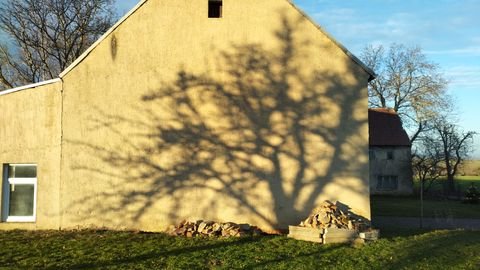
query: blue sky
292 0 480 156
116 0 480 157
294 0 480 158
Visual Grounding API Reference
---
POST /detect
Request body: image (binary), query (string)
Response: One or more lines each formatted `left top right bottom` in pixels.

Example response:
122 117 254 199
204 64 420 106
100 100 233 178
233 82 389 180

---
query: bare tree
412 136 444 193
413 122 475 195
0 0 115 90
361 44 449 143
435 122 475 193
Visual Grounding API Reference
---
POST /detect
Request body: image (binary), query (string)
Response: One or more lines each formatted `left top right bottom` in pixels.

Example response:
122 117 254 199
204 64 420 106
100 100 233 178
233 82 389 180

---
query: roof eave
369 144 412 148
0 78 62 97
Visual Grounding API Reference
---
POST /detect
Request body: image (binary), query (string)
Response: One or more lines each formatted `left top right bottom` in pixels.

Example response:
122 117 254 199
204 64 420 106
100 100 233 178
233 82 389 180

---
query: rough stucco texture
1 0 370 232
370 147 413 195
0 82 62 230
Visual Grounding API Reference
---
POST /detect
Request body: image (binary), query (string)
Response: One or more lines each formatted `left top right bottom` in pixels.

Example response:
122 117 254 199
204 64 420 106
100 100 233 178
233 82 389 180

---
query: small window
387 151 394 160
369 150 376 161
376 175 398 191
208 0 222 18
1 164 37 222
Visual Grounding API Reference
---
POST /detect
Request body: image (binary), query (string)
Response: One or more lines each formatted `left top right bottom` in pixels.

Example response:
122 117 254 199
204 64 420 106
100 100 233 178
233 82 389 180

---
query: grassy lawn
456 176 480 181
371 195 480 218
0 230 479 269
413 176 480 194
371 176 480 218
456 176 480 188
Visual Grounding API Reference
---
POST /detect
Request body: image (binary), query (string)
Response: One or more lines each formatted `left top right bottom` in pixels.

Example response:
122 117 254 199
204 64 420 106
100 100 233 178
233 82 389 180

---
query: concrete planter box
359 229 379 241
287 226 359 244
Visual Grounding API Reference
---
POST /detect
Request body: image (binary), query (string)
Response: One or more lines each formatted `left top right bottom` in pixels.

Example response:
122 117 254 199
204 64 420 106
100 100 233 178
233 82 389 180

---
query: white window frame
2 164 37 223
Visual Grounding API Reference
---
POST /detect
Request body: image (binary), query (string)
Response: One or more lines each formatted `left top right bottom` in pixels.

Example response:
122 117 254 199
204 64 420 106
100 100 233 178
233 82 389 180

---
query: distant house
0 0 375 232
369 108 413 195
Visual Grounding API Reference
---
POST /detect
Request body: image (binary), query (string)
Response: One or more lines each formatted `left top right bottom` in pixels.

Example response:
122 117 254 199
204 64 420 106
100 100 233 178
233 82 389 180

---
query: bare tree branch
414 121 475 195
0 0 115 91
361 44 450 144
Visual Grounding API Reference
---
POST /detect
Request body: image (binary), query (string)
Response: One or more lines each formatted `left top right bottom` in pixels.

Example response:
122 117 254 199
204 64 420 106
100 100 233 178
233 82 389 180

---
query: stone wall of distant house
369 146 413 195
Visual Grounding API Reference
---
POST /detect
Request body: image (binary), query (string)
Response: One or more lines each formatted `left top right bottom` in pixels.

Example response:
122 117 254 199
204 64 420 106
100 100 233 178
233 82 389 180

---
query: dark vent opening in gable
208 0 222 18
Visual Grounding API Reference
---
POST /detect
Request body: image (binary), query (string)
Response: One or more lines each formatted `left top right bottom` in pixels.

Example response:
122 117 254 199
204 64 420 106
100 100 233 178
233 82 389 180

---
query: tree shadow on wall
68 16 369 230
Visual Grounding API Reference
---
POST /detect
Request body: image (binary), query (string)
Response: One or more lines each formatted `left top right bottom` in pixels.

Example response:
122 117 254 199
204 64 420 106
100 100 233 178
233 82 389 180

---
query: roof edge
286 0 376 81
0 78 62 97
368 107 398 115
370 144 412 147
59 0 149 78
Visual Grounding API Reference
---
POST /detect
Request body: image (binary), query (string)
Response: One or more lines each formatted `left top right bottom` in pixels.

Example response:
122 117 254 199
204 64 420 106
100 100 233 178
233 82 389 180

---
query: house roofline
0 78 62 97
370 144 412 147
286 0 376 81
59 0 149 78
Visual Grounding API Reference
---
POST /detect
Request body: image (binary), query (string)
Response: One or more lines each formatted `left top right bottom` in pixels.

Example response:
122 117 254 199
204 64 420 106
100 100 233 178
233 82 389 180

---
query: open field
0 230 479 269
371 195 480 218
456 176 480 184
458 160 480 176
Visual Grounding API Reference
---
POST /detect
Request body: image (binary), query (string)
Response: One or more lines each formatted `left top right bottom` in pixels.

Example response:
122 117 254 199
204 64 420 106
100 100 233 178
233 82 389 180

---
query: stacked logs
299 201 370 231
168 220 263 238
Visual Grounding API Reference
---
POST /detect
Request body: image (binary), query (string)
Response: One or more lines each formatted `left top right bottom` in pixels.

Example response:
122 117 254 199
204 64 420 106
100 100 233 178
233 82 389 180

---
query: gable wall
60 0 371 231
0 82 62 230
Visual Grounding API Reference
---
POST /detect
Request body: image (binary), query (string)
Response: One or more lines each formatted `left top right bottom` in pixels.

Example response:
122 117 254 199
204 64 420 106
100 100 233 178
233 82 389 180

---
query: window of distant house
387 151 394 160
208 0 222 18
1 164 37 222
369 150 376 161
376 175 398 191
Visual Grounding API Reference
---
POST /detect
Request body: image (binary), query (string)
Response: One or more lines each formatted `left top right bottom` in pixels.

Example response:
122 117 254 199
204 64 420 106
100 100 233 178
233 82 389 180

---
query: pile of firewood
299 201 370 231
168 220 263 238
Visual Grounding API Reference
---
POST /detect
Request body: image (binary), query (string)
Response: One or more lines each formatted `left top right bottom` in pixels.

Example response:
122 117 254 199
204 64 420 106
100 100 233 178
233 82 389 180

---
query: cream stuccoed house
0 0 375 232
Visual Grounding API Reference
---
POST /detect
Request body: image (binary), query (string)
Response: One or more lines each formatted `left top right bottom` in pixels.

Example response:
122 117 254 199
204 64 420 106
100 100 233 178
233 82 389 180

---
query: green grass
414 176 480 193
456 176 480 181
0 230 479 269
374 175 480 218
371 195 480 218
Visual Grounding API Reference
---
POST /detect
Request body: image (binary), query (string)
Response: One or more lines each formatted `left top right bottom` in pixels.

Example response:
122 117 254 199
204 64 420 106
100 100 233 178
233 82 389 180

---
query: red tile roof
369 108 411 147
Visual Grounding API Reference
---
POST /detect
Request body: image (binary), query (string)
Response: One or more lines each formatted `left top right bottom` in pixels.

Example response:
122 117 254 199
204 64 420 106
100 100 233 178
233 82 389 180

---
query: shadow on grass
69 236 344 270
2 230 479 269
379 228 433 239
384 230 480 269
242 244 340 269
371 195 480 219
69 235 262 269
